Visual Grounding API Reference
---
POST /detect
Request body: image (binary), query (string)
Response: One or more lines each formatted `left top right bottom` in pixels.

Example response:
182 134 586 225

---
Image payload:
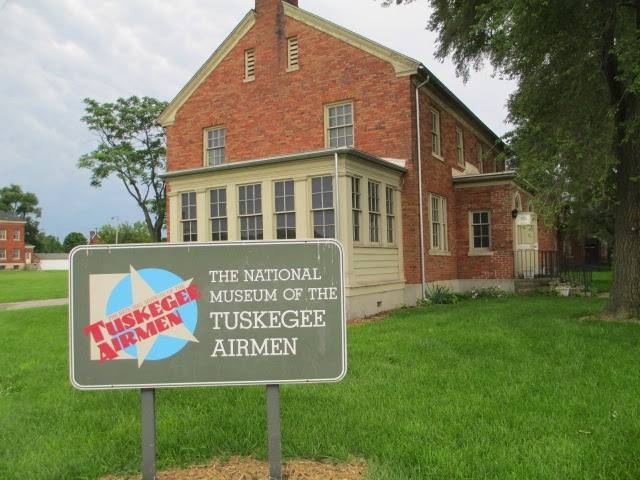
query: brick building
159 0 557 318
0 211 36 270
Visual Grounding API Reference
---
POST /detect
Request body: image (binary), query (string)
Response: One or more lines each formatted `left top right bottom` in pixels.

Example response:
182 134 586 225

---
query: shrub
470 286 509 299
424 284 459 305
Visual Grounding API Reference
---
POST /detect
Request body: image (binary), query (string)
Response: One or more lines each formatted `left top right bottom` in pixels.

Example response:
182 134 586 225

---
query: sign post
69 240 346 478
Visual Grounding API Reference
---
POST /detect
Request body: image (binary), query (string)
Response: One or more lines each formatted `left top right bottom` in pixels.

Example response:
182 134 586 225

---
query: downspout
415 77 430 299
334 152 341 240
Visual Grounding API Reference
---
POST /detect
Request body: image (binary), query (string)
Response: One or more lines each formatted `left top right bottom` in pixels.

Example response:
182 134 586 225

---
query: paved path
0 298 68 311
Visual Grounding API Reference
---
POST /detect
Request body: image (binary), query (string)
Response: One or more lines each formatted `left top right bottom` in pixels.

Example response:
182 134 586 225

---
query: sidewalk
0 298 68 311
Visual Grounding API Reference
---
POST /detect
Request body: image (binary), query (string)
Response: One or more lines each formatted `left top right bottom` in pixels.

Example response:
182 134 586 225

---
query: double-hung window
470 211 491 250
386 186 395 244
431 110 442 157
239 184 263 240
13 230 20 241
210 188 228 241
368 181 380 243
181 192 197 242
311 176 334 239
326 102 354 148
205 127 225 166
13 249 20 260
456 127 465 166
0 229 5 240
0 249 5 259
429 194 448 251
351 177 361 242
275 180 295 239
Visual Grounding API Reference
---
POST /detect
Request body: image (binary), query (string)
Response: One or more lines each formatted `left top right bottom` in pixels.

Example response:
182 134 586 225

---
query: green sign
69 240 346 390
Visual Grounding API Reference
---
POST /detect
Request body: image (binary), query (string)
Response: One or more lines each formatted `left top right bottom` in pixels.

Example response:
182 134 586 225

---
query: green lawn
592 269 613 294
1 297 639 479
0 270 67 303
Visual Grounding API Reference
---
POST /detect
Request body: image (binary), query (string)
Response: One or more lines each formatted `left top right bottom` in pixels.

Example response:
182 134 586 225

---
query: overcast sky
0 0 516 240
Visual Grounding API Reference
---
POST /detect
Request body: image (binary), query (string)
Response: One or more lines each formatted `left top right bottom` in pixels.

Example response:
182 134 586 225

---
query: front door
515 212 538 278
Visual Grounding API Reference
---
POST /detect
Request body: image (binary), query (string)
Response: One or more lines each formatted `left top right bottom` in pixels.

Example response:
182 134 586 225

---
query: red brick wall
0 222 26 267
166 2 413 171
454 184 515 279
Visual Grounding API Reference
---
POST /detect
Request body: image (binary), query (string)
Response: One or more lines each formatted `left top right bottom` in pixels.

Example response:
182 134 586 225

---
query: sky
0 0 516 240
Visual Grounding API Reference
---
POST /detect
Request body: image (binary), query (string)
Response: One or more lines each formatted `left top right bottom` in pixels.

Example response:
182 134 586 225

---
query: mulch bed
102 456 367 480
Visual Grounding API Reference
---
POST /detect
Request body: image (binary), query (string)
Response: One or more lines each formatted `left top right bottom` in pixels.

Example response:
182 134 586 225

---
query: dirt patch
102 456 367 480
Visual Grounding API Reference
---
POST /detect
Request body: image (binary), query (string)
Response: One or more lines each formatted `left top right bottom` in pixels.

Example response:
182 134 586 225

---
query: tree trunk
607 128 640 319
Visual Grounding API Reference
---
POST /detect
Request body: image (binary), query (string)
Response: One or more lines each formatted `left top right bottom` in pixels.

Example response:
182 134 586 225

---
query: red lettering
166 311 183 327
160 294 178 313
148 301 161 317
118 331 137 349
186 284 201 302
135 320 158 341
105 318 125 336
120 312 136 329
83 322 105 343
133 306 151 325
98 342 118 363
154 316 170 333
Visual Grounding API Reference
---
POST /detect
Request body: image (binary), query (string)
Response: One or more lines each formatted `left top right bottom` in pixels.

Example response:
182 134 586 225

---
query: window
0 249 5 259
528 201 535 213
239 184 263 240
456 127 465 166
477 143 484 173
0 229 5 240
275 180 295 239
13 230 20 241
210 188 228 241
181 192 197 242
13 249 20 260
351 177 361 242
368 181 381 243
514 193 522 211
244 48 256 81
429 194 448 251
386 186 395 244
287 36 299 71
431 110 442 157
205 127 225 166
470 211 491 250
326 102 353 148
311 176 334 239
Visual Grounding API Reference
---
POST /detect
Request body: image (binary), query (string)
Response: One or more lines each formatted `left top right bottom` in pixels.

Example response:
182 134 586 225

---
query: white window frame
0 229 5 241
386 186 395 244
469 210 491 252
0 249 5 259
13 230 20 241
209 188 228 241
238 183 263 240
325 101 354 148
204 127 225 166
244 48 256 82
181 191 198 243
351 177 361 243
287 36 299 71
274 179 296 239
311 176 335 239
429 194 448 252
12 248 20 260
368 181 381 244
456 127 465 167
431 109 442 159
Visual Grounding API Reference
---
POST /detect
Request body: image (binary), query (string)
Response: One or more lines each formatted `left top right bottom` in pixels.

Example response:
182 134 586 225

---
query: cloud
0 0 515 239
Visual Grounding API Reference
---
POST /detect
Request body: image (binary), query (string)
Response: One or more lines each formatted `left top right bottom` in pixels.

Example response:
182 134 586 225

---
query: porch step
514 278 553 294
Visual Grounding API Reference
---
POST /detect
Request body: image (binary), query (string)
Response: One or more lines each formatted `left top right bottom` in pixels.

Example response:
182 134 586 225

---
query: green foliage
62 232 87 252
0 184 41 219
78 96 168 242
470 286 509 299
423 284 459 304
97 221 152 244
35 233 63 253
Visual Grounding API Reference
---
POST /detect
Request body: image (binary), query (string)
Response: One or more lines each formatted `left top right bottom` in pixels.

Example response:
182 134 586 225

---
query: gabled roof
0 211 25 222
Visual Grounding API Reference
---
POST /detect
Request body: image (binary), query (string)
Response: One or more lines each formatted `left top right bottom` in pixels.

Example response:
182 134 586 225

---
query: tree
63 232 87 253
78 96 168 242
0 184 43 247
97 221 152 244
37 233 64 253
385 0 639 318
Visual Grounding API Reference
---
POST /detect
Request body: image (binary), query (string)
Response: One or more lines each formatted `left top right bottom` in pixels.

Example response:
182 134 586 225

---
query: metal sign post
141 389 156 480
266 384 282 480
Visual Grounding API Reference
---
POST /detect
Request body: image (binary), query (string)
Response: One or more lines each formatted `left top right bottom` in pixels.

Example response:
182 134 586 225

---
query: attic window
244 48 255 81
287 37 299 71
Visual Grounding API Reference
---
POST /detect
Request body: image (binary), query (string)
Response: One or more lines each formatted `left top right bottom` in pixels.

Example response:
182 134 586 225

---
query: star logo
84 266 200 367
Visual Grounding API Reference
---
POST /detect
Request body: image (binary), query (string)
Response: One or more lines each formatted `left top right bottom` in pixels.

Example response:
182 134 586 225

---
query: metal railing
514 250 593 292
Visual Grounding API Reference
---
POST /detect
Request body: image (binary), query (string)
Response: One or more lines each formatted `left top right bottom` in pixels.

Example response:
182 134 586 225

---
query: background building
0 211 35 270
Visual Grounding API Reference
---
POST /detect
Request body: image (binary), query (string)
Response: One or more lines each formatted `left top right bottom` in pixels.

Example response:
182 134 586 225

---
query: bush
423 284 459 305
470 286 509 299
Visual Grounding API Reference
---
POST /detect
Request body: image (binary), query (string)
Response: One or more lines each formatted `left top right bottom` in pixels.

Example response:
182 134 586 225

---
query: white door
515 212 538 278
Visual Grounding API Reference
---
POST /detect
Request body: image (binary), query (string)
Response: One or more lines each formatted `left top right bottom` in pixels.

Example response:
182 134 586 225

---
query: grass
1 297 639 479
592 269 613 294
0 270 67 303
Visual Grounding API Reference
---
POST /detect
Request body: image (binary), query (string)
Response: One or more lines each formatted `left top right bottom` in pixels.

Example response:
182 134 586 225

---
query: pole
141 388 156 480
266 384 282 480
